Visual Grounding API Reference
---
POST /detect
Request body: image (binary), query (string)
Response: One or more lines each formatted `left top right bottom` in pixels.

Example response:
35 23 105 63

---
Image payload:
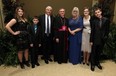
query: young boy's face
33 18 39 25
95 9 102 18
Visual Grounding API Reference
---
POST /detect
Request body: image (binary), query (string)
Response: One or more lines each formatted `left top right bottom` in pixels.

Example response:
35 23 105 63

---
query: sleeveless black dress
12 18 29 50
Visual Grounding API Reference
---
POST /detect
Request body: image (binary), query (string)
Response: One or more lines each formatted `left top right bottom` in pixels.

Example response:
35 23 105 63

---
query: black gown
54 16 69 63
12 18 29 50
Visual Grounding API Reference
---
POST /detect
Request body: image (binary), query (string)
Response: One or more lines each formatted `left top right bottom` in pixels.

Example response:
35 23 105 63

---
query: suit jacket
90 16 110 45
39 14 54 40
28 24 41 47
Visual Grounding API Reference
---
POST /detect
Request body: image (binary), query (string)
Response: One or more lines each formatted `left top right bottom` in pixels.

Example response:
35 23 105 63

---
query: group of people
5 6 110 71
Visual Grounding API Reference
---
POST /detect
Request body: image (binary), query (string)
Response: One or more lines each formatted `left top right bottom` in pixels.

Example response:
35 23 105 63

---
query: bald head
45 6 53 16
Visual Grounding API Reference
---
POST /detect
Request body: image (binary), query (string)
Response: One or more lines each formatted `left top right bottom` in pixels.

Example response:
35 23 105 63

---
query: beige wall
19 0 92 17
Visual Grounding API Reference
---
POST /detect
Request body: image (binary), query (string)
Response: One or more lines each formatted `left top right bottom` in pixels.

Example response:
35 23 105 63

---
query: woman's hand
90 42 93 46
70 30 75 35
13 31 20 35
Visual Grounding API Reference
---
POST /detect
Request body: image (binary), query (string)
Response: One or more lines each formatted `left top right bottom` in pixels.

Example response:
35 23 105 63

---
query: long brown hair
14 6 26 21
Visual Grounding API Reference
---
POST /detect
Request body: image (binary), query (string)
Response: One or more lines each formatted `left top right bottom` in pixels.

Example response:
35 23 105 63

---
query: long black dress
12 18 29 50
54 16 69 64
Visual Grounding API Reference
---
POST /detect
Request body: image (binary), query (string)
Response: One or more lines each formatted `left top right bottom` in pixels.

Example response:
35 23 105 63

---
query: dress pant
91 44 104 66
30 46 39 64
42 34 52 60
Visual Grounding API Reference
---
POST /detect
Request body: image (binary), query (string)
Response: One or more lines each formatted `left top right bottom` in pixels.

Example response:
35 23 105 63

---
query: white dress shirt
45 14 51 34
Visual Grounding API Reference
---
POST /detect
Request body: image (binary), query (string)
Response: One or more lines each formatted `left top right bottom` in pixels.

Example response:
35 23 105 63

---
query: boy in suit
90 8 110 71
28 16 41 68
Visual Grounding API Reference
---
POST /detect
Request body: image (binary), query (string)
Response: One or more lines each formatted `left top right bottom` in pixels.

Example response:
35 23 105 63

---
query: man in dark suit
28 16 41 68
90 8 110 71
39 6 54 64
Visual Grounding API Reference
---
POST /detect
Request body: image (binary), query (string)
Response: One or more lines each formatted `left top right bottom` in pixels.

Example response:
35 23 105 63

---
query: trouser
30 47 39 64
91 44 104 66
42 35 52 60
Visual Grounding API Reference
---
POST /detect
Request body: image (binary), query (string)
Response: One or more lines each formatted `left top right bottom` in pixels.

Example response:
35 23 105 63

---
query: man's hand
56 38 59 43
30 44 33 47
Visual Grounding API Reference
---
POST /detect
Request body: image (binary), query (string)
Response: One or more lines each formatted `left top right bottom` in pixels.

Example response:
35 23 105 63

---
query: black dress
12 18 29 50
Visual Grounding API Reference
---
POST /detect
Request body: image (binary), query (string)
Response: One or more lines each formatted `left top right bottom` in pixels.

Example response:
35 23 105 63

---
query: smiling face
72 7 79 18
59 8 65 17
84 8 90 16
45 6 52 16
72 10 78 17
95 9 102 18
15 7 25 19
33 18 39 25
17 9 24 17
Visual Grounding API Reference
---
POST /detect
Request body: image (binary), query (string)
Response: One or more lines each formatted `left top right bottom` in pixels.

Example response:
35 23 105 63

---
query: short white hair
72 7 79 15
46 6 52 10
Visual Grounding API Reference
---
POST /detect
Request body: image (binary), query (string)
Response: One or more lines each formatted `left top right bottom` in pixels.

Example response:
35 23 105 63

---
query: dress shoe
91 66 95 71
19 62 25 69
48 58 53 62
32 64 35 68
45 60 49 64
96 64 102 70
72 63 77 65
25 61 30 67
36 63 40 66
41 56 44 60
83 62 85 65
57 61 62 64
86 63 89 66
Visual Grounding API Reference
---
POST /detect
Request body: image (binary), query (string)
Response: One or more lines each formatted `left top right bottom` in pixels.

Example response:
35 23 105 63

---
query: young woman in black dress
5 7 30 69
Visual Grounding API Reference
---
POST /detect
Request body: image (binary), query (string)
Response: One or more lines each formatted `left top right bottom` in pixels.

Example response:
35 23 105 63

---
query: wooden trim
0 0 4 30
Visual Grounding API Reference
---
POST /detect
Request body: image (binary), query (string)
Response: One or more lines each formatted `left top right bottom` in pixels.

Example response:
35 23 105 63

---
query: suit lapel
43 14 45 31
36 25 39 35
32 25 35 35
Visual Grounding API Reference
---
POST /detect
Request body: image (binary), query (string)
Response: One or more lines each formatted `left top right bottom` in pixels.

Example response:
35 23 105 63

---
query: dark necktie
99 19 102 28
47 16 49 36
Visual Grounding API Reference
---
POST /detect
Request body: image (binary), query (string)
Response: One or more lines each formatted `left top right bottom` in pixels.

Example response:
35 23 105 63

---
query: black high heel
86 63 89 66
25 61 30 67
19 62 25 69
83 62 85 65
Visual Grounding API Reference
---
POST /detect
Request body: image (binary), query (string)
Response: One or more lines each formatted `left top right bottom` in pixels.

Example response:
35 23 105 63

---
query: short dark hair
94 7 102 12
84 7 90 11
33 16 39 20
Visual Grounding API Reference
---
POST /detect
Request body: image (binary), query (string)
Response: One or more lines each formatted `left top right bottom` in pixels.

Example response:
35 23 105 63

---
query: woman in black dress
5 7 30 69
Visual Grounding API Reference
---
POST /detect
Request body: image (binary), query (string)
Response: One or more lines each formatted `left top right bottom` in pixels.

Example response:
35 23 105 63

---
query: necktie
99 19 102 28
47 16 49 36
34 25 37 33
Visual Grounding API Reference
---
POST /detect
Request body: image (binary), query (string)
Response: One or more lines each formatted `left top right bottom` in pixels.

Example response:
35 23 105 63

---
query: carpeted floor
0 60 116 76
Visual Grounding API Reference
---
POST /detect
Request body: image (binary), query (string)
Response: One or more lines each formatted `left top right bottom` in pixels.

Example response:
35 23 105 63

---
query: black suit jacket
39 14 54 40
28 24 41 47
90 16 110 45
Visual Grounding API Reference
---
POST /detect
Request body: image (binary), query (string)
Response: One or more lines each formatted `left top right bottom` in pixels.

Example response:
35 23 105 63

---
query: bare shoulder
10 19 17 23
6 19 17 27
